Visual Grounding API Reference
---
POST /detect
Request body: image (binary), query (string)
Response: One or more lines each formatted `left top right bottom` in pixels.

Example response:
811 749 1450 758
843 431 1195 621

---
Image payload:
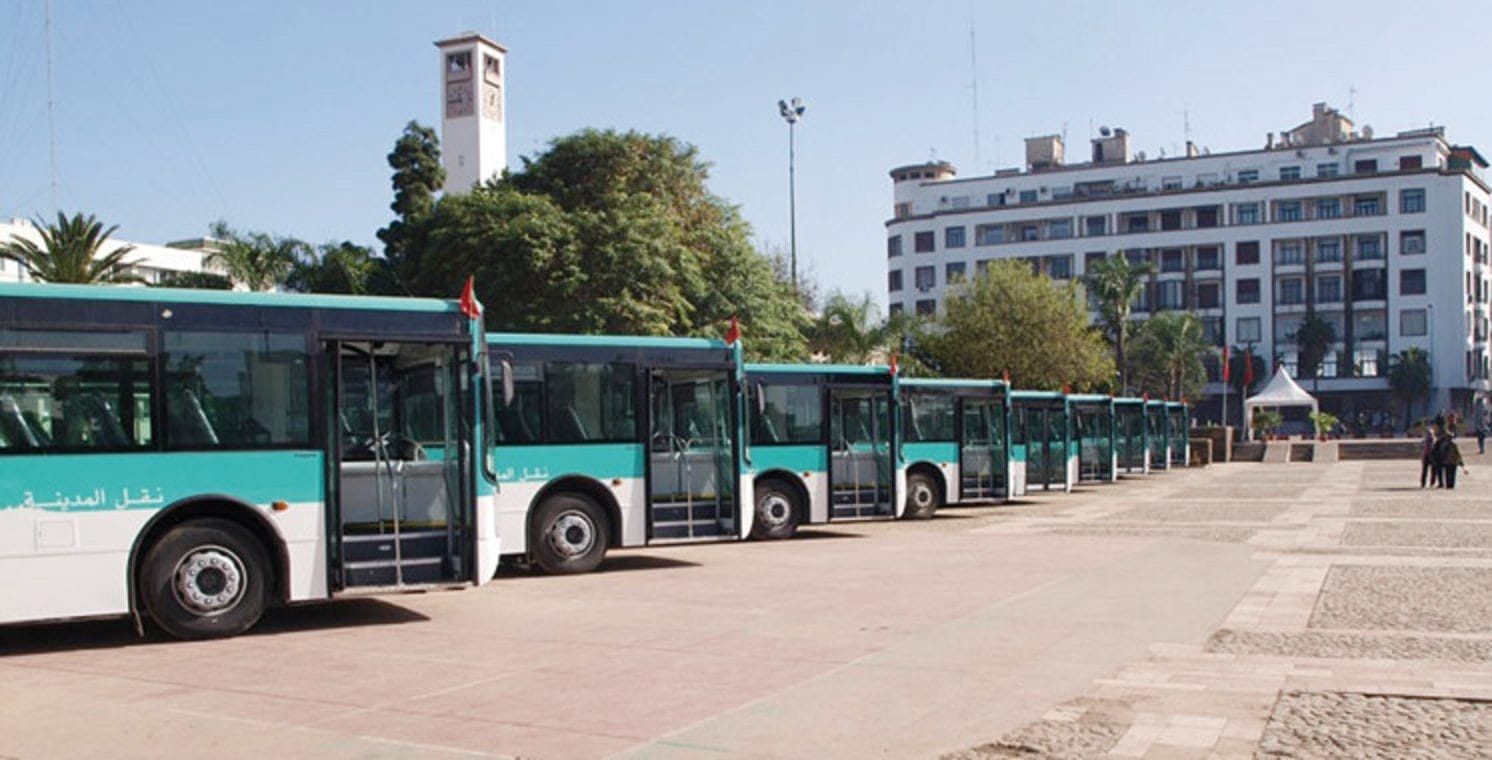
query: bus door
647 368 737 540
1031 407 1063 490
828 388 893 519
959 398 1004 500
330 340 471 589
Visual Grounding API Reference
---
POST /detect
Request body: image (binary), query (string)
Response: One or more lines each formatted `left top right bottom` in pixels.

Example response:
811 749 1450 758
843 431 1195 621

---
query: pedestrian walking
1420 425 1436 488
1430 427 1447 488
1440 432 1465 489
1476 419 1487 455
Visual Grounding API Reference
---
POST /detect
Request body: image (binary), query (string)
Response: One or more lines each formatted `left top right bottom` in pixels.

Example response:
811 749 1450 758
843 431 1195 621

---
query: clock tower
435 33 507 193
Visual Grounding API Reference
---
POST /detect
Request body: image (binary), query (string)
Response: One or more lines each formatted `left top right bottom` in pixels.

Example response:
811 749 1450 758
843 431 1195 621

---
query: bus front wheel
140 518 271 640
532 494 609 574
750 479 800 540
903 472 941 520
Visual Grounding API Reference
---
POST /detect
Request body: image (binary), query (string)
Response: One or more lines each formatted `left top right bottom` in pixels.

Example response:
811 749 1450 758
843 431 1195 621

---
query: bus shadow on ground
790 529 864 540
494 554 702 579
0 598 428 655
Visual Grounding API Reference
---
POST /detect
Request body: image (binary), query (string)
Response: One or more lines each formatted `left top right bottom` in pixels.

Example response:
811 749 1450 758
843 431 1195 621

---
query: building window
915 299 936 316
1354 348 1381 377
1195 206 1219 228
1279 166 1301 181
887 235 902 258
1196 282 1221 309
1235 240 1260 266
1236 317 1262 343
1201 316 1223 344
975 259 992 277
949 195 970 209
1162 176 1183 191
1400 188 1426 213
1125 215 1149 233
1160 249 1184 272
888 303 904 317
1158 280 1184 310
1315 198 1341 219
1084 251 1107 271
1401 230 1426 255
987 193 1005 207
945 262 966 283
1353 159 1378 175
1277 201 1302 222
913 231 935 253
975 224 1004 246
1049 219 1073 239
1399 268 1426 295
1020 225 1039 242
945 226 966 248
1277 277 1305 305
1322 352 1338 378
1160 210 1182 231
1047 255 1073 280
1237 278 1260 304
1084 216 1108 236
1316 239 1342 263
1400 308 1427 336
1353 195 1381 216
888 270 903 292
1196 246 1220 270
914 266 936 291
1235 203 1260 225
1399 155 1423 170
1355 236 1383 260
1274 242 1305 266
1317 275 1342 303
1018 190 1038 204
1352 268 1387 300
1237 169 1259 184
1317 162 1339 177
894 202 912 219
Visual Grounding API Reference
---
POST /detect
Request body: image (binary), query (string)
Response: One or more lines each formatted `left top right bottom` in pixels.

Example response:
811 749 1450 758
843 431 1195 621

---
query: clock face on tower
445 81 473 118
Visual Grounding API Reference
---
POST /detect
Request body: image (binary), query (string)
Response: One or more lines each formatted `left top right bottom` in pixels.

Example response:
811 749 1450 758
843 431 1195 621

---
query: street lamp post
778 97 805 292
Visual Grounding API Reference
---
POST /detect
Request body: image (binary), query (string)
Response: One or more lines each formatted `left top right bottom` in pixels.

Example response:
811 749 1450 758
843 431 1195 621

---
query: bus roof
1113 397 1147 406
900 377 1006 390
0 281 460 313
1065 393 1113 404
490 333 728 350
1011 390 1065 400
745 363 890 376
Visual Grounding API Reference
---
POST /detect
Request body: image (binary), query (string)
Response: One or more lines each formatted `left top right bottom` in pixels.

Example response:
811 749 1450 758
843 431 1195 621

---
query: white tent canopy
1243 365 1319 440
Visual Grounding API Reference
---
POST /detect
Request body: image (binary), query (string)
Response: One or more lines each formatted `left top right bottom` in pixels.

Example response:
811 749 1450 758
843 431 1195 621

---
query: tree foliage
286 241 400 295
1387 347 1432 427
0 212 141 284
1227 345 1268 396
1290 312 1337 380
809 291 895 364
155 270 233 290
1083 254 1151 394
377 121 444 287
392 128 809 361
1128 312 1208 401
206 220 305 291
915 260 1113 390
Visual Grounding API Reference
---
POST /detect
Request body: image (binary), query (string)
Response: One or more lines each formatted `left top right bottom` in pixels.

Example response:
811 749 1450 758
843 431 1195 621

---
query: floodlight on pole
778 97 805 292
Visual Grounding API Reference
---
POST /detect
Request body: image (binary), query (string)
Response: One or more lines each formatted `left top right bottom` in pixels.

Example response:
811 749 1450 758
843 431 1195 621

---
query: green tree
394 129 809 361
916 260 1113 389
1289 312 1337 381
809 291 893 364
286 241 400 295
155 271 233 290
377 121 444 289
1227 345 1267 396
1128 312 1208 401
1083 254 1151 394
206 221 304 291
0 212 141 284
1387 347 1432 429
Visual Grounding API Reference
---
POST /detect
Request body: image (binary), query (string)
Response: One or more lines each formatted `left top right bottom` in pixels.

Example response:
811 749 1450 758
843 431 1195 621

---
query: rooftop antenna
1347 85 1357 122
968 15 981 171
1183 103 1192 146
44 0 59 214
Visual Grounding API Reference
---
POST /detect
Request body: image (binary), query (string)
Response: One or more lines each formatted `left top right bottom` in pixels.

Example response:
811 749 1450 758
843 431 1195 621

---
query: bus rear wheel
532 494 609 574
903 472 941 520
140 518 271 640
750 479 800 540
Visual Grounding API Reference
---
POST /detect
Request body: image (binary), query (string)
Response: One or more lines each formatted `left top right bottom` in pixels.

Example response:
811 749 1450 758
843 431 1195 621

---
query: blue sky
2 1 1486 309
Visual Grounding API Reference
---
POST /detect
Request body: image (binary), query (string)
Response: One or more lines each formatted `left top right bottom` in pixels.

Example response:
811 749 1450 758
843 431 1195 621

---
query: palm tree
1130 312 1209 400
1289 312 1337 385
1083 254 1152 394
1387 347 1432 429
0 212 141 284
808 291 893 364
206 220 304 291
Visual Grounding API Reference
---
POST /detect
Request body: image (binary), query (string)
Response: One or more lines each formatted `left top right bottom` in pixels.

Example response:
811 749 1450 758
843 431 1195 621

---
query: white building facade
0 218 217 286
887 104 1491 428
436 33 507 193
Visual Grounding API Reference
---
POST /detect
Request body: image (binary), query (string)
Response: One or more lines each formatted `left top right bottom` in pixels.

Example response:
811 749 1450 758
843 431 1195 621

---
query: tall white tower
435 33 507 193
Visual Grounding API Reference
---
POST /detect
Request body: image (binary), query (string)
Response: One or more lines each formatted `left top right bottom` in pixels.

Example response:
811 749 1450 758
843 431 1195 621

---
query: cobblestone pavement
945 449 1492 759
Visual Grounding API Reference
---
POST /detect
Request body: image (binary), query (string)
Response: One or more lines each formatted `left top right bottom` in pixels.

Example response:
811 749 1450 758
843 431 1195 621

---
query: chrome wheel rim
548 511 595 558
172 545 246 617
759 493 792 528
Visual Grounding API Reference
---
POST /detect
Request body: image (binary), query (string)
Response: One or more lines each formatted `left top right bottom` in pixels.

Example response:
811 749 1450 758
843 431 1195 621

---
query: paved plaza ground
2 450 1490 759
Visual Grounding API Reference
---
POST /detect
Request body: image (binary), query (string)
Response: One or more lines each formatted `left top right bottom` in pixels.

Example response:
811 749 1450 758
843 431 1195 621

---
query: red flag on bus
724 316 741 345
889 353 898 375
458 276 482 318
1222 345 1231 382
1002 369 1011 384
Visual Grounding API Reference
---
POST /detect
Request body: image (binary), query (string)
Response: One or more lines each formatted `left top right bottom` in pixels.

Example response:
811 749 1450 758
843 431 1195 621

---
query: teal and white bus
1113 397 1151 474
486 334 749 573
898 378 1012 517
1067 394 1117 483
744 364 902 538
0 283 498 639
1166 401 1190 467
1011 390 1075 494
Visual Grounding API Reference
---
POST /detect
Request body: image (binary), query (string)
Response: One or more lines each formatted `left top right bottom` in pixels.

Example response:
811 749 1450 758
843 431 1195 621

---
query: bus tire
140 518 272 640
904 472 941 520
531 493 609 574
750 479 800 540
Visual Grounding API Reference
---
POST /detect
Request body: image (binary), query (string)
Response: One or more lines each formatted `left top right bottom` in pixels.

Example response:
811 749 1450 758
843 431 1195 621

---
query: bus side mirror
500 359 515 406
754 383 766 415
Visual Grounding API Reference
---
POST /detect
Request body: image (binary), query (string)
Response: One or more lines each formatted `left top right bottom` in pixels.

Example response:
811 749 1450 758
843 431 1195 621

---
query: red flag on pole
889 353 898 376
1002 369 1011 385
724 315 741 345
1222 345 1231 382
458 276 482 318
1061 383 1071 394
1243 349 1254 387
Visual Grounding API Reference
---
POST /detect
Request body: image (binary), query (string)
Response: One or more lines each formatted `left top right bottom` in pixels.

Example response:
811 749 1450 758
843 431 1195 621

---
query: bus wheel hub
173 546 245 615
550 512 594 557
